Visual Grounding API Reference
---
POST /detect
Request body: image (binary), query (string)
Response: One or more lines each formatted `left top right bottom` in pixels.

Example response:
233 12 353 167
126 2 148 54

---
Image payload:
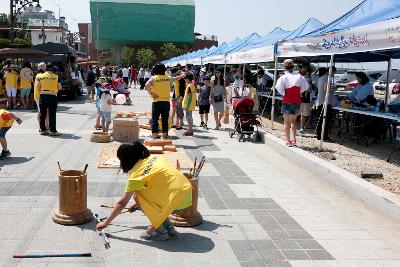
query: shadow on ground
0 156 34 167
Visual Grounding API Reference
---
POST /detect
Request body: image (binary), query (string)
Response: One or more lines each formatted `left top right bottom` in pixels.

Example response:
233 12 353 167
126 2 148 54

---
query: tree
160 43 182 60
13 38 31 48
0 13 8 25
136 48 156 68
120 46 135 66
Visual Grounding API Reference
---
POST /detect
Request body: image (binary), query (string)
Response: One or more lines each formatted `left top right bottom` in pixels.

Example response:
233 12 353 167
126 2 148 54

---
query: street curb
260 131 400 221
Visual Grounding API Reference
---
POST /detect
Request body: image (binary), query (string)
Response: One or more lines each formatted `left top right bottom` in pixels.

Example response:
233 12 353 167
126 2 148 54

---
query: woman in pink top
275 59 309 147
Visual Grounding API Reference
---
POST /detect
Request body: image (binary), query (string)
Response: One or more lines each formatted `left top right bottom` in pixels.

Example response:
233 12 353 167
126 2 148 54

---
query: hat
201 67 206 72
38 62 46 71
283 59 294 68
7 64 18 70
100 83 112 91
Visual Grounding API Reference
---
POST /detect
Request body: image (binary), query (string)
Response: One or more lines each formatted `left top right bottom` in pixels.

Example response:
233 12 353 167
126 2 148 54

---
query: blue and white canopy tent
277 0 400 149
201 37 243 65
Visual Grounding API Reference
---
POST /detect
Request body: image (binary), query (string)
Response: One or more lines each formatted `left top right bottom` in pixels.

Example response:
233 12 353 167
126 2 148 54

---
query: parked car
373 69 400 97
334 70 384 97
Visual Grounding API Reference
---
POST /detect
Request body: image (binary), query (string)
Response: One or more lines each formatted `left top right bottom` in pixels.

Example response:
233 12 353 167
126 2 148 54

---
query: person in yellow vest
145 64 184 139
34 63 48 131
4 64 19 109
0 109 22 159
19 62 33 110
36 64 62 136
172 69 186 130
182 72 197 136
96 142 192 241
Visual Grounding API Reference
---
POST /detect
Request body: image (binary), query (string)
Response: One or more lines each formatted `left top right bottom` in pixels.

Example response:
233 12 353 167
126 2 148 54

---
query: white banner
277 17 400 58
225 45 275 64
202 54 225 65
29 18 59 27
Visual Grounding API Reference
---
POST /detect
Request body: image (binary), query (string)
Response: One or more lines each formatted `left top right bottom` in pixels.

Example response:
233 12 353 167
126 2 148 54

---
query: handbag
214 95 223 103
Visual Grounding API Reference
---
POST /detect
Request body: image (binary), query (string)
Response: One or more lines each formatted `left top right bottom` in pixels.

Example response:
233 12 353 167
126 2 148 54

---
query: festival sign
202 54 226 65
277 17 400 57
225 45 275 64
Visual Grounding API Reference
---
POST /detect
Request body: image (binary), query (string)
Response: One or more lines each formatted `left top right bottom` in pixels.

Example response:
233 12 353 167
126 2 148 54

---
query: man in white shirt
122 66 129 85
315 67 336 142
275 59 309 146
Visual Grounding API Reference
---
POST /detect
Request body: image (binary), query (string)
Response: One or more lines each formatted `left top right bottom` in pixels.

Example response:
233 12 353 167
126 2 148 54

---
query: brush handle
13 253 91 258
83 164 88 173
57 162 62 172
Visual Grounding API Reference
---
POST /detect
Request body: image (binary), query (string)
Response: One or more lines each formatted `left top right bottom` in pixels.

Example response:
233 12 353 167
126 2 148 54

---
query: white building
17 9 69 45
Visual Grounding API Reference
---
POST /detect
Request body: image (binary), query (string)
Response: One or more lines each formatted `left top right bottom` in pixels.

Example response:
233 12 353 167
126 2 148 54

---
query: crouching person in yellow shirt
0 109 22 159
96 141 192 241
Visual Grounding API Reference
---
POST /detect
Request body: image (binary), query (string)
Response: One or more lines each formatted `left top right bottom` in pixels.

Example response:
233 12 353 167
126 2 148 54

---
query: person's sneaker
285 140 293 147
49 131 61 137
140 229 170 241
203 124 208 130
200 121 205 127
39 130 49 135
184 131 194 136
0 150 11 160
298 128 305 135
166 225 179 236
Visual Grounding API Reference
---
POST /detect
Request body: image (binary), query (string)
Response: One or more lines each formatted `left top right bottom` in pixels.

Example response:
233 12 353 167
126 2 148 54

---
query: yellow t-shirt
20 79 32 89
174 80 181 98
37 71 58 95
34 73 44 101
182 83 197 112
0 109 14 128
5 70 19 89
125 156 192 228
150 75 171 102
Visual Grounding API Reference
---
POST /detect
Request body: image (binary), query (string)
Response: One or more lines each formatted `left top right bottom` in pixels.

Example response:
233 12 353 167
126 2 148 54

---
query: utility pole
9 0 14 41
41 18 45 44
96 3 101 61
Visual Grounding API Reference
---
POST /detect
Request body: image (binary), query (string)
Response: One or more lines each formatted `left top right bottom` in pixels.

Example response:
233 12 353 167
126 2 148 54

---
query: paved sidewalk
0 88 400 266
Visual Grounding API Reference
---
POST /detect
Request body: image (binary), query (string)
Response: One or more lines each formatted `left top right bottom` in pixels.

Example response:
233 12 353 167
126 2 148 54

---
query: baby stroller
112 78 132 105
229 97 261 142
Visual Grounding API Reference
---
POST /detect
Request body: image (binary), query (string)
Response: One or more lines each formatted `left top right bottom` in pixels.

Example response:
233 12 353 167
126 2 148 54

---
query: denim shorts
0 127 11 138
101 111 112 123
20 88 31 97
281 104 300 115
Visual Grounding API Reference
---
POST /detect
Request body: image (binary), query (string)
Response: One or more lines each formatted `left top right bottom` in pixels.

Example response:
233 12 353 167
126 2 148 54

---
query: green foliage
160 43 182 60
120 46 135 66
13 38 31 48
0 13 8 25
0 38 11 48
136 48 156 68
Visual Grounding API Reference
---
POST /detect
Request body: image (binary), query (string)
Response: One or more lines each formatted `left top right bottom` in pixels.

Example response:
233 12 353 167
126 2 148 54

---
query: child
99 83 113 133
96 142 192 241
0 109 22 159
182 72 197 136
198 76 211 129
94 81 102 130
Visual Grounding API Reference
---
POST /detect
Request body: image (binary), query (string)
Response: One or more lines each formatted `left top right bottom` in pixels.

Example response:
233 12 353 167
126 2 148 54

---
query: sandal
94 126 102 130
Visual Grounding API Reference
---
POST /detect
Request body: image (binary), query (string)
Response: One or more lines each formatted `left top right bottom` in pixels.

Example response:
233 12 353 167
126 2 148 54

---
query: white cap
38 62 46 71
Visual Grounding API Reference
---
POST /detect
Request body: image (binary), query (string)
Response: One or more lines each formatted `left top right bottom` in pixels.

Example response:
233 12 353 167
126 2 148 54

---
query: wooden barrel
53 170 93 225
169 173 203 227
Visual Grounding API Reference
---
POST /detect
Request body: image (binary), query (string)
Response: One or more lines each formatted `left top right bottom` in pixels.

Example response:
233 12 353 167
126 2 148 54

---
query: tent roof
307 0 400 36
32 42 76 56
283 18 324 40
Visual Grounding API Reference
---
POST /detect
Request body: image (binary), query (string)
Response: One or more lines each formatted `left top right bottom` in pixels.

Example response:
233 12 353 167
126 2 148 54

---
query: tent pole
384 58 392 106
319 54 335 151
242 64 246 91
270 56 278 129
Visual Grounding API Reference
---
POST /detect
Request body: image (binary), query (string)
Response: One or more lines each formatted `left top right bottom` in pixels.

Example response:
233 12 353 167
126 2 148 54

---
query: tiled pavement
0 89 399 266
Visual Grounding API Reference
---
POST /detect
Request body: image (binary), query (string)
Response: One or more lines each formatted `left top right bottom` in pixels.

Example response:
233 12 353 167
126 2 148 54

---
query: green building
90 0 195 51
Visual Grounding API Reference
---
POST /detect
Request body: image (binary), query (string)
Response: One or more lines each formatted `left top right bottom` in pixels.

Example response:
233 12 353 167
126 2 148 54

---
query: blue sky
2 0 361 42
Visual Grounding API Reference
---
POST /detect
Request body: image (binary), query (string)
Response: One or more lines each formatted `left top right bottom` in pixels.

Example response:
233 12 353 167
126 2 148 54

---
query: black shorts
199 104 210 114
